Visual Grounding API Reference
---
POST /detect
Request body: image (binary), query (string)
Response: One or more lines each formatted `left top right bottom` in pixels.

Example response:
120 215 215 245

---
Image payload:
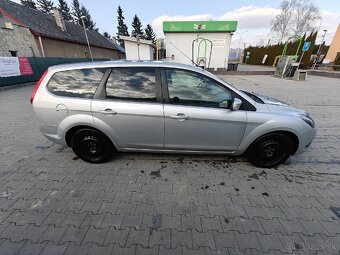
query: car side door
91 66 164 150
162 68 247 152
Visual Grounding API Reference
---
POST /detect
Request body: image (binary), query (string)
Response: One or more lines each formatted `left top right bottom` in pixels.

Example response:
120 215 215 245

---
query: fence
0 57 107 87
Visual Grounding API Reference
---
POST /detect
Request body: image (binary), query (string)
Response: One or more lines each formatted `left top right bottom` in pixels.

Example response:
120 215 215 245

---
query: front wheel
71 128 114 163
247 133 294 168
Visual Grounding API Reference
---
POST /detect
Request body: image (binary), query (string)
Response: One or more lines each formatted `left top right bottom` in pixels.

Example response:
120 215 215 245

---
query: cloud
218 5 279 30
151 5 340 48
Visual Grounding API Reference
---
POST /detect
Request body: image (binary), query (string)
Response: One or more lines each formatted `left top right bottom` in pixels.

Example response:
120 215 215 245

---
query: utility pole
136 35 140 60
313 29 327 69
81 16 93 61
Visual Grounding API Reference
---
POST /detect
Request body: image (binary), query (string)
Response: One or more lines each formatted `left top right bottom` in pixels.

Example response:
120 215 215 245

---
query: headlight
300 115 315 128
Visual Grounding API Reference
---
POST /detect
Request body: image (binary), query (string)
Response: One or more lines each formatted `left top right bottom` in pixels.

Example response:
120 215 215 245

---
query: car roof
48 60 206 73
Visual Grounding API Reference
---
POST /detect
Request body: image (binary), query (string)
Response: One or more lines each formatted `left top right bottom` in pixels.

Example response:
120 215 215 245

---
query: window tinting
106 67 156 101
166 69 232 108
47 68 106 98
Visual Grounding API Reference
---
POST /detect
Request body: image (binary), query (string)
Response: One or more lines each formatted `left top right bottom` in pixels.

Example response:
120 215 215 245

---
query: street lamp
313 29 327 69
236 30 248 61
80 15 93 61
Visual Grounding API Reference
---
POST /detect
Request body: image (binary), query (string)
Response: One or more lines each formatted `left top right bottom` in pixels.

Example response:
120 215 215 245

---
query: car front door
163 68 247 152
91 67 164 150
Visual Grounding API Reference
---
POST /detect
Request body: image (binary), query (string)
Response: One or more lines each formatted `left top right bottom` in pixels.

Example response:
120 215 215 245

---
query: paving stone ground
0 75 339 255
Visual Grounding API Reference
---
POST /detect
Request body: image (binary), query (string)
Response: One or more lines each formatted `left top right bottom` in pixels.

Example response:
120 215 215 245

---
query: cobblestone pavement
0 75 339 255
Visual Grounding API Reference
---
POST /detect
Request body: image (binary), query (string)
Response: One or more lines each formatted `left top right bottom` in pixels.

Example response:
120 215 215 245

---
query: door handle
170 113 189 120
98 108 117 115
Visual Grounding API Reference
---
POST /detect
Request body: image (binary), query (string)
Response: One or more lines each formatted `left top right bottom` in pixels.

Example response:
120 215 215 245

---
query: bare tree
271 0 321 43
271 0 295 43
292 0 321 35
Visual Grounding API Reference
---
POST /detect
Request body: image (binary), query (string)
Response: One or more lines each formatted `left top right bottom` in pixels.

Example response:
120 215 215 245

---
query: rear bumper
295 127 316 154
39 124 67 146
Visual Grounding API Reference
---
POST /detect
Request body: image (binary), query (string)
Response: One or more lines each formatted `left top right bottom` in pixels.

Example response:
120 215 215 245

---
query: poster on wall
0 57 21 77
18 57 34 75
0 57 34 77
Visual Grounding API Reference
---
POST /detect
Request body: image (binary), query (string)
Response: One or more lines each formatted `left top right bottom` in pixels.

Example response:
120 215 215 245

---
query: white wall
165 32 232 69
124 41 153 60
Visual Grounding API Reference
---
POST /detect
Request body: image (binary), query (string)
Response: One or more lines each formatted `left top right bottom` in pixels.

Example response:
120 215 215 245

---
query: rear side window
47 68 106 98
105 67 156 101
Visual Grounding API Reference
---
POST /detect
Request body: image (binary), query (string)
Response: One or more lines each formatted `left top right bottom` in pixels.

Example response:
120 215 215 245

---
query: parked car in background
31 61 316 168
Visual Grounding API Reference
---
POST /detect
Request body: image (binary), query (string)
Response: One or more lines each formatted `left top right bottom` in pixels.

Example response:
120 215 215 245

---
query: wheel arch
57 114 120 150
245 130 299 155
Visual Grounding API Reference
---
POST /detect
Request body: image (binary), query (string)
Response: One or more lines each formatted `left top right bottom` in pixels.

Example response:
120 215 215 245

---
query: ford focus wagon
31 61 316 168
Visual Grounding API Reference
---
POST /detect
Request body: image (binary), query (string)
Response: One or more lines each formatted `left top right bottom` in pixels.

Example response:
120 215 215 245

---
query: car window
166 69 232 108
47 68 106 98
106 67 156 101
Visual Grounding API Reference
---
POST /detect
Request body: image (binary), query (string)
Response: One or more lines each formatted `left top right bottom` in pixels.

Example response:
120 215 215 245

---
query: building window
9 51 18 57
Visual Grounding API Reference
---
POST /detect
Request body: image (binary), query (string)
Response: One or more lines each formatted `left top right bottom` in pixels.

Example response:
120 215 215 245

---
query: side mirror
231 98 242 111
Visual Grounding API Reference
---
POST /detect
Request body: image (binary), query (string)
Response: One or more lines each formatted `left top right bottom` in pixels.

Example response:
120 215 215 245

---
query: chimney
52 8 67 32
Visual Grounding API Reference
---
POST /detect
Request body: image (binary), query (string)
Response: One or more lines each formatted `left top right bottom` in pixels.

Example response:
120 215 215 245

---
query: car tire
247 133 293 168
71 128 114 163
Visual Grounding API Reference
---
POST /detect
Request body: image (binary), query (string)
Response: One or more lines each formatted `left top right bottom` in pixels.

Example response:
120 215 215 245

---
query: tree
36 0 53 14
21 0 37 9
80 5 97 30
58 0 72 21
103 32 111 38
292 0 321 35
144 24 156 44
131 14 144 39
72 0 82 25
116 6 129 46
271 0 321 43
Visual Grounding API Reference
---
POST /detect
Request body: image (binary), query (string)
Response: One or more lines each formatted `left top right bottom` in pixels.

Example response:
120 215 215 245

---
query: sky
12 0 340 48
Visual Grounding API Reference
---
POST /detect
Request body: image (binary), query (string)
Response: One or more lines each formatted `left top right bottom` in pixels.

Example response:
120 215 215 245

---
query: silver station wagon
31 61 316 168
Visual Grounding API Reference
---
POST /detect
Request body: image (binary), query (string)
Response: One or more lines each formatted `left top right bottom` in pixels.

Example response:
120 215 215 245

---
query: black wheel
71 128 114 163
247 133 293 168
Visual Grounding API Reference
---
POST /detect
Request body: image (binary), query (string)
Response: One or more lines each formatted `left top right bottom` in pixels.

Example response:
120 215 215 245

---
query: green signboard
163 21 237 33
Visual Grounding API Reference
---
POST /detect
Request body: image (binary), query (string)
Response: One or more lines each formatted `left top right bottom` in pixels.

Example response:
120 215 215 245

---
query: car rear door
162 68 247 152
91 66 164 150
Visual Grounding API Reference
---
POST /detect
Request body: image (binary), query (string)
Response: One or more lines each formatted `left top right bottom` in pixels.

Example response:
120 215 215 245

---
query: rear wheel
71 128 114 163
247 133 293 168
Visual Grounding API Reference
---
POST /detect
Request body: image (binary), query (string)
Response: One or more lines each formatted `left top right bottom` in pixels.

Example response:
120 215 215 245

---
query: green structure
274 35 302 78
163 21 237 33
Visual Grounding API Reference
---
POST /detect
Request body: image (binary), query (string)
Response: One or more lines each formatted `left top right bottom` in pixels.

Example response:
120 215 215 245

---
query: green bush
243 32 317 67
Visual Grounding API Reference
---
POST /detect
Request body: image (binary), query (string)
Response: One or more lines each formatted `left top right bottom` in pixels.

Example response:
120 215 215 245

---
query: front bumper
295 127 316 154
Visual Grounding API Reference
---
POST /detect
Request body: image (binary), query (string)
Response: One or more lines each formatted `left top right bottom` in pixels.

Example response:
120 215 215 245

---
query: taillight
30 70 48 104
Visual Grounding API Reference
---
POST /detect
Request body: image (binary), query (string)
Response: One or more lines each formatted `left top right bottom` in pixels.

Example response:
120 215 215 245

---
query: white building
119 36 154 61
163 21 237 70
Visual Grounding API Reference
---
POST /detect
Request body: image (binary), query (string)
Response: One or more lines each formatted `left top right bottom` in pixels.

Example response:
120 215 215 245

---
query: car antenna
169 41 199 67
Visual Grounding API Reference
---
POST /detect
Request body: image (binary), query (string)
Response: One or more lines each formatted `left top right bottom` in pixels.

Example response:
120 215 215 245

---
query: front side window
166 69 232 108
47 68 106 98
106 67 156 101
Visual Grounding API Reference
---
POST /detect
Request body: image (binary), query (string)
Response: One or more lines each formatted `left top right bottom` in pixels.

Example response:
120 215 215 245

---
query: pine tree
72 0 82 25
144 24 156 44
37 0 53 14
58 0 72 21
131 14 144 38
103 32 111 38
116 6 129 46
80 5 96 30
21 0 37 9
